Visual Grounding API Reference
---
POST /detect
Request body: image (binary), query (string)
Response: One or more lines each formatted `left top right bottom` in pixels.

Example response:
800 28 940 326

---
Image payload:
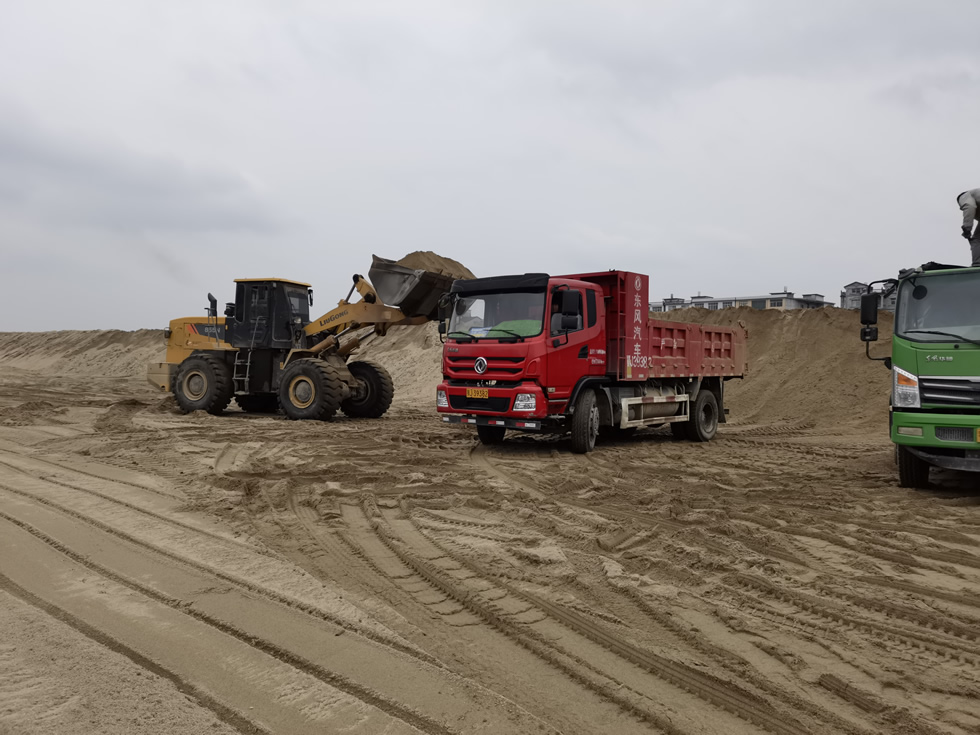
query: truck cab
439 274 606 423
861 263 980 487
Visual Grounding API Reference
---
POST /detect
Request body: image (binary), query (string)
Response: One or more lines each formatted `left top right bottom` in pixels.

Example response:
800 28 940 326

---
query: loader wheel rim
182 370 208 401
288 375 315 409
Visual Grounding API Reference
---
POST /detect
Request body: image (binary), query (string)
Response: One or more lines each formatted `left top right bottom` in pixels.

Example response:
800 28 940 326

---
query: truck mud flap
442 415 549 432
369 256 457 319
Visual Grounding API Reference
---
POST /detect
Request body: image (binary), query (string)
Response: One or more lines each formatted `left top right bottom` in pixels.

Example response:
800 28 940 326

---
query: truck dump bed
573 271 747 382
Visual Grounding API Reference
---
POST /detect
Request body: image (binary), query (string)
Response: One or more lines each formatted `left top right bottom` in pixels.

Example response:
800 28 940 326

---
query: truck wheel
684 390 718 442
341 360 394 418
174 354 233 415
235 394 279 414
477 425 506 445
571 389 600 454
279 359 344 421
897 446 930 489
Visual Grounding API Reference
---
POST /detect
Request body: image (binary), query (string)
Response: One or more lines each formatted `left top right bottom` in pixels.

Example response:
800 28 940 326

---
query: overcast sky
2 0 979 330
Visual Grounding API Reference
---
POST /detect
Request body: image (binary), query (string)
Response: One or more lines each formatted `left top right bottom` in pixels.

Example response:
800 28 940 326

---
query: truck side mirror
561 314 578 331
438 321 447 335
860 293 878 325
561 289 581 315
860 326 878 342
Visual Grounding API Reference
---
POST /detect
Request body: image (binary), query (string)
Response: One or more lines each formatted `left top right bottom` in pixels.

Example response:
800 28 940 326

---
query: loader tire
341 360 394 418
174 354 234 415
279 359 345 421
570 389 599 454
897 446 930 489
476 425 506 445
235 394 280 414
684 390 718 442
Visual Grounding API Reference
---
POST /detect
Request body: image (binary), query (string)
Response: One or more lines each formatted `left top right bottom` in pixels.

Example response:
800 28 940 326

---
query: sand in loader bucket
369 255 458 318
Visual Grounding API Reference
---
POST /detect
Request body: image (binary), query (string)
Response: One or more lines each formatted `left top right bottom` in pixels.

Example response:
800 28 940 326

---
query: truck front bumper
892 410 980 473
440 415 553 432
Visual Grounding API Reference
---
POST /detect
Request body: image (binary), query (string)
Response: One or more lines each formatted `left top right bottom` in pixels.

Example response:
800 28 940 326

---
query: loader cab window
284 286 310 322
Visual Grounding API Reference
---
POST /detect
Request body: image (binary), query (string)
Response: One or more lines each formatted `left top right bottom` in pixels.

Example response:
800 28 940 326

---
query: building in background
650 290 831 312
840 282 897 311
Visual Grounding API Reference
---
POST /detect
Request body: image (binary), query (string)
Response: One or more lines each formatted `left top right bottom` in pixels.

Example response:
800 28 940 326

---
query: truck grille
449 395 511 412
446 356 524 376
920 377 980 406
935 427 974 442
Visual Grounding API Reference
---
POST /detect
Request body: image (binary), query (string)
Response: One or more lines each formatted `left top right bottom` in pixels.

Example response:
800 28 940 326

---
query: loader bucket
369 255 457 319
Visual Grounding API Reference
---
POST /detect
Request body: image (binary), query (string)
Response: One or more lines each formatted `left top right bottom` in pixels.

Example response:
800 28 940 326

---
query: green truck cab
861 262 980 488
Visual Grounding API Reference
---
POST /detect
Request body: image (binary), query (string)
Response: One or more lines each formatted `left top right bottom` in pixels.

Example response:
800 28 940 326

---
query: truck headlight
436 390 449 408
893 365 920 408
513 393 536 411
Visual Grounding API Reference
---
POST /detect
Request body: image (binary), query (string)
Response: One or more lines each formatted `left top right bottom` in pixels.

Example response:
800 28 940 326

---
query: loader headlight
513 393 536 411
893 365 920 408
436 389 449 408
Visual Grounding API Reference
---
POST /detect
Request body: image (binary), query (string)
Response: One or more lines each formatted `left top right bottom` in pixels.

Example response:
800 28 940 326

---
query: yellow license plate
466 388 489 399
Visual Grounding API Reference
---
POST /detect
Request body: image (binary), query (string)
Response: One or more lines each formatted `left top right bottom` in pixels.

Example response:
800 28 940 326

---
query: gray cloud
0 115 280 234
1 1 980 330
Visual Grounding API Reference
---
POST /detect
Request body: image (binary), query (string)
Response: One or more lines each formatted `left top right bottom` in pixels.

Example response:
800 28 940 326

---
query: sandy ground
2 304 980 734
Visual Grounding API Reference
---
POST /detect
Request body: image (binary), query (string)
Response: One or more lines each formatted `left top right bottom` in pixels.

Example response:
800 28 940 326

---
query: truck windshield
449 291 546 339
896 271 980 342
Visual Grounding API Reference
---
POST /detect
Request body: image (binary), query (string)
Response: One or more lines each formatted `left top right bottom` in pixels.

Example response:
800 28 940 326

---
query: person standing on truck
956 189 980 266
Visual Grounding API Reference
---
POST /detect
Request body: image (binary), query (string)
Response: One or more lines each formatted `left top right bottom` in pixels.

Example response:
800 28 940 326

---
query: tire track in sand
375 498 815 735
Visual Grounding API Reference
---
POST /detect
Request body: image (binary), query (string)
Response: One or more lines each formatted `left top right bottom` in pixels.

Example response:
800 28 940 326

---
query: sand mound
0 241 894 435
661 306 893 431
0 307 895 432
0 329 165 377
396 251 475 280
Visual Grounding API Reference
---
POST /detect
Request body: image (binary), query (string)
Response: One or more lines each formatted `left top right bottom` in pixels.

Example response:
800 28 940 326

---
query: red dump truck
435 270 748 452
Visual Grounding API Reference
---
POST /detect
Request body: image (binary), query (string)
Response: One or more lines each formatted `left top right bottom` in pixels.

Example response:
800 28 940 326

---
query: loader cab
226 278 312 350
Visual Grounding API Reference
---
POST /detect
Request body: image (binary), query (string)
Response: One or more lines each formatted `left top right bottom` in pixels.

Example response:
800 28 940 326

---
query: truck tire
279 359 345 421
669 422 686 440
570 389 600 453
235 394 279 414
684 390 718 442
341 360 394 418
174 354 233 415
476 425 506 445
897 446 930 489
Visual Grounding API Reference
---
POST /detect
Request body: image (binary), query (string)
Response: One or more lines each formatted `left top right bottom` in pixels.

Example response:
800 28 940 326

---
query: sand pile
0 329 165 377
663 306 894 431
396 251 475 280
0 246 894 434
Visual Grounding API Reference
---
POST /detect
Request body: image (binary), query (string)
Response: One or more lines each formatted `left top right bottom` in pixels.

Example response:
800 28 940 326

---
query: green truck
860 262 980 488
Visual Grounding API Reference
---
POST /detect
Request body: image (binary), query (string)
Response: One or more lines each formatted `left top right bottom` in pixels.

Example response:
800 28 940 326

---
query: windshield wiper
904 329 980 348
447 331 477 342
486 329 525 342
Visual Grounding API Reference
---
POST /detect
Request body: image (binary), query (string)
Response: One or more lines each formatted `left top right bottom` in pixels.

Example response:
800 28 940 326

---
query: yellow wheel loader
148 256 454 420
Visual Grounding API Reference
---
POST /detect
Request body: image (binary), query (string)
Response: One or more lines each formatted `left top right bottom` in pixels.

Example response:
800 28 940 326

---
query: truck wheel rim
589 406 599 441
182 371 207 401
701 402 716 432
288 376 315 409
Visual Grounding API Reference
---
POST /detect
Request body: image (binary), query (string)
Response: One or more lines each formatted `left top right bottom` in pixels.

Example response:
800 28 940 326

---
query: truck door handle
578 346 588 359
